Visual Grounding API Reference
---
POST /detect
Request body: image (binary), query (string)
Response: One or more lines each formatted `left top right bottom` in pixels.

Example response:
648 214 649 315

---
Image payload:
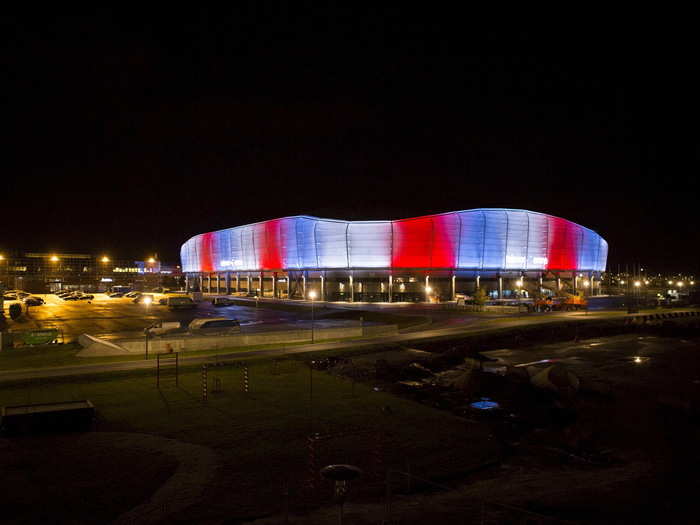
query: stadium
180 208 608 302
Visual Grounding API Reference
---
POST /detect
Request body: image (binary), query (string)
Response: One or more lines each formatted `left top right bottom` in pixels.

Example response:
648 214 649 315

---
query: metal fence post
201 364 208 401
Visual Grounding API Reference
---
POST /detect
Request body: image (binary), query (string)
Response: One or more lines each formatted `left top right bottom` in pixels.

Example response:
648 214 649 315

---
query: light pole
100 256 110 292
309 290 317 343
0 255 5 319
49 255 59 293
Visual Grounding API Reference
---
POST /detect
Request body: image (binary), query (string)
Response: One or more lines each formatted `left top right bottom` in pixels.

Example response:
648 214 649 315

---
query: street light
634 281 641 287
148 257 156 263
308 290 317 343
677 282 684 288
50 255 59 262
101 256 110 263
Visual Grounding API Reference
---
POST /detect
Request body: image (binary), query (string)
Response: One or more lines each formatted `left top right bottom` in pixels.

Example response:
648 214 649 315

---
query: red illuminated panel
261 219 284 269
391 217 433 268
546 217 579 270
431 213 458 268
199 232 214 272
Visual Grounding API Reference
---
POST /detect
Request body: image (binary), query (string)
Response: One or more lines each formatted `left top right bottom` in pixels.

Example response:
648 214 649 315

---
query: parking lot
2 293 315 342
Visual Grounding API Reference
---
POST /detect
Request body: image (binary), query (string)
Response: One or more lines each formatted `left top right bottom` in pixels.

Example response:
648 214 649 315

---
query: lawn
0 357 497 521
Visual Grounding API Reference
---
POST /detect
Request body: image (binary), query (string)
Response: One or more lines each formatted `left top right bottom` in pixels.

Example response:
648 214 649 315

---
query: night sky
3 10 698 272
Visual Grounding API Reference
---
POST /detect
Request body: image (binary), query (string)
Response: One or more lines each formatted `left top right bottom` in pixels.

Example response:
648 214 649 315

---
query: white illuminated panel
315 220 348 268
348 221 392 267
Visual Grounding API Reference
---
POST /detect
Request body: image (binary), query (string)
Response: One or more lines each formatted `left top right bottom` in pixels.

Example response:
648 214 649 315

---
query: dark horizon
4 11 698 272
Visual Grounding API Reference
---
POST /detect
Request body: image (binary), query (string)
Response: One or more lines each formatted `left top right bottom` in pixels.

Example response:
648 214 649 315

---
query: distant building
0 253 182 293
180 208 608 302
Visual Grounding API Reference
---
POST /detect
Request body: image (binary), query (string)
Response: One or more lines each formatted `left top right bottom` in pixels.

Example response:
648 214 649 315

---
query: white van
145 321 181 336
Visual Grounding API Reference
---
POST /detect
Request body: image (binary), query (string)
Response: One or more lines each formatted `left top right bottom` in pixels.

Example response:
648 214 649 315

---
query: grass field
0 358 497 521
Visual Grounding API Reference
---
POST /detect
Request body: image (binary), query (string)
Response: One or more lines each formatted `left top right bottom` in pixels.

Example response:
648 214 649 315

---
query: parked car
16 292 31 299
76 294 94 300
3 293 17 301
188 317 240 335
63 294 80 301
212 296 235 306
108 292 125 297
166 296 196 310
23 296 45 306
125 291 140 298
133 294 154 304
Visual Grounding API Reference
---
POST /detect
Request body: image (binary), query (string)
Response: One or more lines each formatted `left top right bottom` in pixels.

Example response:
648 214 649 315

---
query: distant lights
148 257 156 263
677 281 684 287
634 281 641 287
50 255 59 262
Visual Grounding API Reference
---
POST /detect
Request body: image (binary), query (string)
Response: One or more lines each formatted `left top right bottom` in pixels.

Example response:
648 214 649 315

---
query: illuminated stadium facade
181 209 608 302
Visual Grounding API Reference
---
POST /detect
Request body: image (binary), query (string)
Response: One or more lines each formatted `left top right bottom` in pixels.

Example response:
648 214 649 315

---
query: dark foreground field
2 318 700 523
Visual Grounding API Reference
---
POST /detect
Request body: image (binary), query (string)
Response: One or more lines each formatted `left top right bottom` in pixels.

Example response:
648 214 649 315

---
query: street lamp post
309 290 317 343
0 255 5 320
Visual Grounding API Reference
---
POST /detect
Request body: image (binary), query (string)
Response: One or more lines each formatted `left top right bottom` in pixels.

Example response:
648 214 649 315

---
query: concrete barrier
80 324 399 356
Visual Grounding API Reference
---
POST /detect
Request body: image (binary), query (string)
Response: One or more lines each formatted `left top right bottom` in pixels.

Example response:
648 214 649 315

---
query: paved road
0 307 656 384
